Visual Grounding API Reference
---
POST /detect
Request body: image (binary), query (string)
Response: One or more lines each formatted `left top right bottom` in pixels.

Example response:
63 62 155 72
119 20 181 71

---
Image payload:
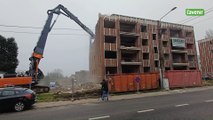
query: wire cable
178 6 213 24
0 30 88 36
182 9 213 24
0 24 94 31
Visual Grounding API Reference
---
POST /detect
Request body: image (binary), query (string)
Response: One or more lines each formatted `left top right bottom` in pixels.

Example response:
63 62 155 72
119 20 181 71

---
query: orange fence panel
165 70 202 88
0 77 32 87
108 73 160 93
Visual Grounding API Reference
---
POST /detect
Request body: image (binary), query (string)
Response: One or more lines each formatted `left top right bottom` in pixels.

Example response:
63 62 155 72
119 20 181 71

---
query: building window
155 61 159 67
141 25 147 32
186 31 192 37
105 67 117 75
143 53 149 59
187 44 193 49
142 39 148 46
152 34 156 40
105 51 117 58
161 28 167 34
120 22 136 33
163 41 168 47
104 20 115 28
144 67 150 73
164 54 170 60
154 47 158 53
105 36 116 43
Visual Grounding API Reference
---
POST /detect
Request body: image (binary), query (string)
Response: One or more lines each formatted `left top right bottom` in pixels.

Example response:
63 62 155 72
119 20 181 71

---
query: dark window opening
189 68 196 70
120 35 138 47
155 61 159 67
164 54 170 60
172 53 186 63
143 53 149 59
188 55 195 61
141 25 147 32
186 31 192 37
121 52 138 62
104 20 115 28
144 67 150 73
105 36 116 43
187 44 193 49
154 47 158 53
152 34 156 40
165 67 171 71
173 66 187 70
105 51 117 58
122 65 140 73
105 67 117 75
142 39 148 46
163 41 168 47
161 28 167 34
120 22 136 33
170 29 181 37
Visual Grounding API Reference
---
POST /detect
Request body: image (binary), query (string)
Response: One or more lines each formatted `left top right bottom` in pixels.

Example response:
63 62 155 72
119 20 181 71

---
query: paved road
1 88 213 120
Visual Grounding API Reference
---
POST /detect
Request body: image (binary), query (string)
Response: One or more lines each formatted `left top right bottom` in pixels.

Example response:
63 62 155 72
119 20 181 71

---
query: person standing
100 78 109 101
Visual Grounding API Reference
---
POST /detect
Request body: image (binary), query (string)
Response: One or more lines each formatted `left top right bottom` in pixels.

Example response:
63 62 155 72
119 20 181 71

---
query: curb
35 86 213 109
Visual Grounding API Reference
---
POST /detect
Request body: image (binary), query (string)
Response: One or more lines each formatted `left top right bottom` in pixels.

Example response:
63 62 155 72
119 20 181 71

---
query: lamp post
158 7 177 89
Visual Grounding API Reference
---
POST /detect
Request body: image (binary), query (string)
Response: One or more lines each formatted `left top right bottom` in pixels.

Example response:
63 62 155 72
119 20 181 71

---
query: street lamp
158 7 177 89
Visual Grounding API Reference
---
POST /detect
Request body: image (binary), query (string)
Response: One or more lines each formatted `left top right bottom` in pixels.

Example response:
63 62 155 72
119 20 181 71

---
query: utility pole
158 7 177 89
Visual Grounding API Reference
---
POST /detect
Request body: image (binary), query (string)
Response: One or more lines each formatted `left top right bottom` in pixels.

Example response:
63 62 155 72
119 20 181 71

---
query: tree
0 35 19 73
205 29 213 38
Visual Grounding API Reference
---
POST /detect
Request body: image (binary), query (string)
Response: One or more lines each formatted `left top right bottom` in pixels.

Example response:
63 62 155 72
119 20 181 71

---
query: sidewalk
35 86 213 109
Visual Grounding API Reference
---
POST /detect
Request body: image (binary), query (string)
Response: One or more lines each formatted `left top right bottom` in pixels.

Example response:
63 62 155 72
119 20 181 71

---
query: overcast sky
0 0 213 76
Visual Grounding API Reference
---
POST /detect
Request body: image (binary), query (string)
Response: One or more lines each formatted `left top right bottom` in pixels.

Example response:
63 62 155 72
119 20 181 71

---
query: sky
0 0 213 76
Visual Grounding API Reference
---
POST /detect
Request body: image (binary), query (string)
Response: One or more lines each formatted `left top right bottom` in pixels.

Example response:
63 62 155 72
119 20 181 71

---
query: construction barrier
108 73 160 93
165 70 202 88
0 77 32 87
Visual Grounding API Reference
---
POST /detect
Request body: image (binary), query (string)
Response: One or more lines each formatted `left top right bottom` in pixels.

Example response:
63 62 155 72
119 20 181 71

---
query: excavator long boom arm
28 4 95 84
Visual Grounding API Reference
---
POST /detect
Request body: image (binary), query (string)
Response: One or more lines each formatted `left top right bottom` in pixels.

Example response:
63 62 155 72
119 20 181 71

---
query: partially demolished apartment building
198 37 213 78
90 14 198 82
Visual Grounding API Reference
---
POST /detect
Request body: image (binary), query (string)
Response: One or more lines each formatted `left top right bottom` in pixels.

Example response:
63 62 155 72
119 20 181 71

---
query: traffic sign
135 76 141 83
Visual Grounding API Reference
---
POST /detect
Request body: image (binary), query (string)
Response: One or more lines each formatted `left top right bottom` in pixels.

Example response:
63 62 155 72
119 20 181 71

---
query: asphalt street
1 88 213 120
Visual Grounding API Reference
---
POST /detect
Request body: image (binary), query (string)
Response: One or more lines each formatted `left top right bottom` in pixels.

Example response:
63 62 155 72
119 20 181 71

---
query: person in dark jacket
100 79 109 101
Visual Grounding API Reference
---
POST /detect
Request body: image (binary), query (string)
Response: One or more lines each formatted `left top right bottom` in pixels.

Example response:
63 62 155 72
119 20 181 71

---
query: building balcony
120 46 141 51
120 32 139 37
105 59 117 67
171 49 187 53
121 61 141 65
142 46 149 53
104 28 117 36
172 61 189 66
104 43 117 51
162 47 170 54
142 60 150 67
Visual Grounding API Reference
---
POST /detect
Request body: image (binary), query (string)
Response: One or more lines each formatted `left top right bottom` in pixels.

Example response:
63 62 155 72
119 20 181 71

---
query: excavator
0 4 95 93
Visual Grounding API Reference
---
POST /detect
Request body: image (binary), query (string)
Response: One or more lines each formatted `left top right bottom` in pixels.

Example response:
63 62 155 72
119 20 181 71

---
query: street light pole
158 7 177 89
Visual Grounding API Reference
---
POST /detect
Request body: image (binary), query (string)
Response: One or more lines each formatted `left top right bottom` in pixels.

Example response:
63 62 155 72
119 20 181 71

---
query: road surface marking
137 109 155 113
205 99 213 103
175 104 189 107
88 115 110 120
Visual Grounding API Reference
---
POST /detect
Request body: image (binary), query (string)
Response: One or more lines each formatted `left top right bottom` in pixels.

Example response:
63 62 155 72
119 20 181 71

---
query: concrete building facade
198 37 213 78
90 14 198 82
